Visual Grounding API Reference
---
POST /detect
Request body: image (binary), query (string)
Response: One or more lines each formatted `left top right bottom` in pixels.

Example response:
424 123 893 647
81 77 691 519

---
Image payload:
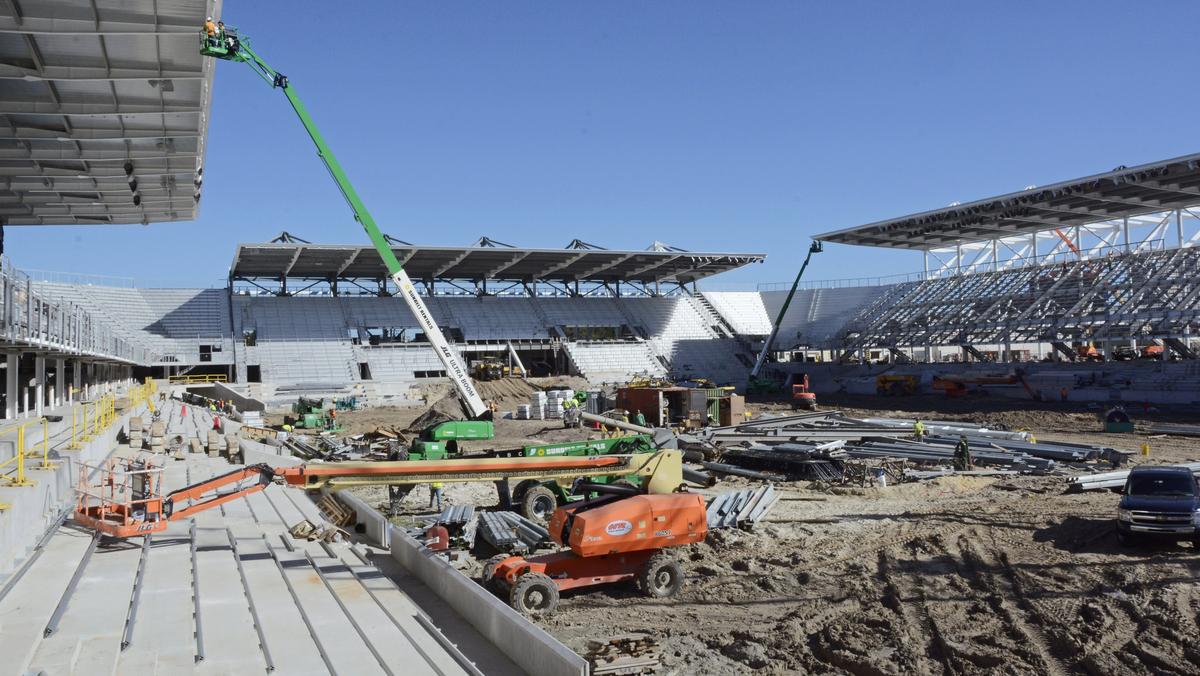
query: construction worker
281 423 293 433
212 415 222 433
1060 387 1069 402
203 16 217 37
953 435 973 471
429 482 445 510
913 418 927 441
634 409 647 427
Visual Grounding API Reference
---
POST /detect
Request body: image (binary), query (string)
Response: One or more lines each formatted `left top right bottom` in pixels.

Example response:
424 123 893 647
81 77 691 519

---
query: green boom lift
200 27 492 440
747 240 823 396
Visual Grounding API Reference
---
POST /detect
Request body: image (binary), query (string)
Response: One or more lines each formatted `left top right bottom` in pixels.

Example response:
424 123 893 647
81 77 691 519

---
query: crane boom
200 29 489 419
750 240 822 378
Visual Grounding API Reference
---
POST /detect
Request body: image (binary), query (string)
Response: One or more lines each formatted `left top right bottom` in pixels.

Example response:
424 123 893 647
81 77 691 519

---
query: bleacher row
231 294 756 385
31 281 887 386
32 283 234 364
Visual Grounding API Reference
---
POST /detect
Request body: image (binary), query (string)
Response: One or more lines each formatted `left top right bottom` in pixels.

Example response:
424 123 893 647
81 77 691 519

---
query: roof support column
1123 216 1131 254
72 359 81 405
923 250 929 278
1074 226 1082 259
5 352 17 420
1178 209 1185 248
1030 232 1038 264
992 240 999 272
34 353 44 417
955 243 962 276
54 357 64 408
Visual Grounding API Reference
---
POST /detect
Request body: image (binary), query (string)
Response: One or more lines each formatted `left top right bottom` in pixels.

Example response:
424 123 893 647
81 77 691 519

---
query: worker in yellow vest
430 482 445 510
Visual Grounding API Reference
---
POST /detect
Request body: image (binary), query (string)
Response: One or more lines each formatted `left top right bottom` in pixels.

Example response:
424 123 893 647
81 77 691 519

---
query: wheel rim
532 496 554 519
524 586 550 610
653 566 676 592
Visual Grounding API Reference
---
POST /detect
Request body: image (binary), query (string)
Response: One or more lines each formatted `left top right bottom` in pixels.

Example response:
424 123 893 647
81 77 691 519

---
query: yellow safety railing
0 418 50 488
167 374 228 385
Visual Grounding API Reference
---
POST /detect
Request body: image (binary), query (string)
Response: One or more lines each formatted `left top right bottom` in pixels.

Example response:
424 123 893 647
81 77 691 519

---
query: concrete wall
334 491 587 676
0 403 148 581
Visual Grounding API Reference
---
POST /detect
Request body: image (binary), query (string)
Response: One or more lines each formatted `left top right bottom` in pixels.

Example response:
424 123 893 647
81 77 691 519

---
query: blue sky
10 1 1200 288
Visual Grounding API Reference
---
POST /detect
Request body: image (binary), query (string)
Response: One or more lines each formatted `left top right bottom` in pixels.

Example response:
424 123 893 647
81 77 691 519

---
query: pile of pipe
849 437 1055 472
1147 422 1200 438
1068 462 1200 492
477 511 551 552
706 485 779 530
708 411 1134 475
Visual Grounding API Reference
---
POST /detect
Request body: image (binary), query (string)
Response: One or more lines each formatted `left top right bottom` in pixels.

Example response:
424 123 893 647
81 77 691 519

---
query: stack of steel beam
1068 462 1200 491
477 510 550 551
436 505 475 526
706 485 779 530
846 439 1055 471
1148 422 1200 437
850 417 1032 441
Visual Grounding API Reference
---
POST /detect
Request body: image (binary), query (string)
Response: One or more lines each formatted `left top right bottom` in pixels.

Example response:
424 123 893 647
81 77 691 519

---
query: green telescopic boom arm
750 240 822 378
203 31 489 419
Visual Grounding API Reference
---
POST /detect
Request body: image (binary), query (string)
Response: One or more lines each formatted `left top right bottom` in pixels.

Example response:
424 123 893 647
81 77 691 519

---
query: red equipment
485 492 707 615
791 374 817 410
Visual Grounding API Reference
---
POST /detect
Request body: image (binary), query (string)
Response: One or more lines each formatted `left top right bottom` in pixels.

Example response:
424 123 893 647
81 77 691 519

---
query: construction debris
587 636 661 675
706 485 779 530
840 458 906 487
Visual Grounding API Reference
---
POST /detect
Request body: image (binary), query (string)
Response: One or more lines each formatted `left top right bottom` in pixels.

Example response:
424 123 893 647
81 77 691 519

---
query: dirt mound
405 394 469 432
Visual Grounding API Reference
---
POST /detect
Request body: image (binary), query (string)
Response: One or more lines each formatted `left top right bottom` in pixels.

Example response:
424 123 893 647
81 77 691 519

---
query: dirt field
343 389 1200 674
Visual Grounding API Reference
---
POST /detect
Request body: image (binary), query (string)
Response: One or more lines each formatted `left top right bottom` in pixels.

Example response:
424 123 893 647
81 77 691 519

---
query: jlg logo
605 520 633 536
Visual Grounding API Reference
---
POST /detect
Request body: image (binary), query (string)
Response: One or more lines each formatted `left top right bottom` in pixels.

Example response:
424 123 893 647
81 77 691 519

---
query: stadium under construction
2 3 1200 675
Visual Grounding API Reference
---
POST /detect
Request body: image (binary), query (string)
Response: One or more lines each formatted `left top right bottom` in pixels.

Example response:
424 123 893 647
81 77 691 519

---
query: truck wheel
1117 530 1136 547
510 479 540 504
519 485 558 524
481 554 512 596
509 572 559 616
637 553 684 598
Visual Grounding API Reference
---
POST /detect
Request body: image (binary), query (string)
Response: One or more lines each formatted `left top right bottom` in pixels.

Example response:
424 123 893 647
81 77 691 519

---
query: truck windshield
1126 474 1196 497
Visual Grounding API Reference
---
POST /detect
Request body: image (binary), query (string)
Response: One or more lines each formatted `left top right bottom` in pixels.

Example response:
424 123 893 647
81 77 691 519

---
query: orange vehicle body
74 454 636 539
791 374 817 410
491 493 707 592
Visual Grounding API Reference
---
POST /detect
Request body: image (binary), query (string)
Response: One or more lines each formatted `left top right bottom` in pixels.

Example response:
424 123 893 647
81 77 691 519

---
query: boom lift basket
74 456 167 538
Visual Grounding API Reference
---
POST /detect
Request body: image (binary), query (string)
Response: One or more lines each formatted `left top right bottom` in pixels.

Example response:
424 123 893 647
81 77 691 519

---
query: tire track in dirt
956 531 1070 676
877 548 952 675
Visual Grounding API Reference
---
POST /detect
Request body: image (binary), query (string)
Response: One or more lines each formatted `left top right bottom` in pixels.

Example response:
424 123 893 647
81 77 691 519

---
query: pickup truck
1116 465 1200 547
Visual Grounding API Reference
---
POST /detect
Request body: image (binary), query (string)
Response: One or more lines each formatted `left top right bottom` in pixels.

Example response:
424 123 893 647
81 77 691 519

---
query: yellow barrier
0 418 49 488
167 374 228 385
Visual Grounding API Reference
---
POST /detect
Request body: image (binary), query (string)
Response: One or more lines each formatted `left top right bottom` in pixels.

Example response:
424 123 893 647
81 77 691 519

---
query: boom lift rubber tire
636 552 684 598
519 485 558 524
509 572 559 616
481 553 512 596
510 479 540 505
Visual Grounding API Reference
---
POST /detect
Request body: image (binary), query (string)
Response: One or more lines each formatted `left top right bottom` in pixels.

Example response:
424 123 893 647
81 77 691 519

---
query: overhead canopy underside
231 242 765 285
817 153 1200 250
0 0 218 225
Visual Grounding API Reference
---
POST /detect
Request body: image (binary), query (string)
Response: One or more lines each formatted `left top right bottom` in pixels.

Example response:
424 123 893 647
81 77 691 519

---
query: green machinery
203 25 646 520
747 240 823 396
285 397 341 432
406 420 498 461
507 434 656 521
200 26 492 426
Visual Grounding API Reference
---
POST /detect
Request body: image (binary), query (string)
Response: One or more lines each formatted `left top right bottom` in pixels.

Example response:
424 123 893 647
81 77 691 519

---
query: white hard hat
207 16 213 20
